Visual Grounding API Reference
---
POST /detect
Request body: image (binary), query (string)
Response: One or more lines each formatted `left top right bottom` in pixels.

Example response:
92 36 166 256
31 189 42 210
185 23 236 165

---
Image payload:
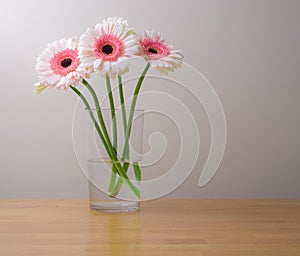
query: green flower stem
112 161 140 199
110 160 143 198
118 76 127 137
111 161 141 198
111 63 150 197
108 164 117 193
108 75 128 194
113 162 141 198
105 75 118 193
71 85 139 199
121 63 150 160
133 162 141 198
70 86 111 158
110 162 130 197
82 79 113 153
106 75 117 151
118 75 130 160
133 162 141 183
82 79 117 192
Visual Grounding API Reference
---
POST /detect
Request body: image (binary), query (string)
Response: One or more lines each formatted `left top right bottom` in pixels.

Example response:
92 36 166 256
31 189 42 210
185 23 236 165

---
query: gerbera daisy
139 30 183 74
34 37 87 93
79 17 139 79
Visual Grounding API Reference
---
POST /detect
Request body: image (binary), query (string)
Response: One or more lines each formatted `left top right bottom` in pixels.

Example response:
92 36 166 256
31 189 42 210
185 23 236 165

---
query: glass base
90 200 140 213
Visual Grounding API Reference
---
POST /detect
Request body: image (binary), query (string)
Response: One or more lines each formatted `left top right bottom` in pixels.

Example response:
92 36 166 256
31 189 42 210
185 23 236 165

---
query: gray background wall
0 0 299 199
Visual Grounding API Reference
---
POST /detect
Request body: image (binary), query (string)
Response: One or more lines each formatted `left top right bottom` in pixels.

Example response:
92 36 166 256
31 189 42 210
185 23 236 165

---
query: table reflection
87 211 141 255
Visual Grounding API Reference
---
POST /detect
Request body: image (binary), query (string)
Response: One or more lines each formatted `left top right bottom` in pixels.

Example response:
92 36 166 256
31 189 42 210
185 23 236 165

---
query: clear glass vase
86 109 144 212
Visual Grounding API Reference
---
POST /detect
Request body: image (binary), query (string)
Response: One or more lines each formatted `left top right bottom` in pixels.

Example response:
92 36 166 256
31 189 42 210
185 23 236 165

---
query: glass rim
88 157 142 163
85 107 144 111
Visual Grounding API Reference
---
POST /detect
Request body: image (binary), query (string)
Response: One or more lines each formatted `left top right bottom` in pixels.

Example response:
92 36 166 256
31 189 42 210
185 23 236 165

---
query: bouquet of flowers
35 17 183 200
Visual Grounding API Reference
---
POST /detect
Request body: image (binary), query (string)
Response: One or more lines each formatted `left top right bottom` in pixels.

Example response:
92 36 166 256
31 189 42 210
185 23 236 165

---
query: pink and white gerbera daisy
139 30 183 74
79 17 139 79
34 37 87 93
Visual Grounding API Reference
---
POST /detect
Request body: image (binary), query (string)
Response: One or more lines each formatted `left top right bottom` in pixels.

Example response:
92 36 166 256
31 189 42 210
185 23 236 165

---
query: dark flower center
148 47 158 54
61 58 73 68
102 44 114 55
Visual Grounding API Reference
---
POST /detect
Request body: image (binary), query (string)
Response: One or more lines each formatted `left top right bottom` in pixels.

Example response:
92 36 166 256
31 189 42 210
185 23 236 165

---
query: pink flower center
50 49 80 76
140 38 170 59
94 34 124 61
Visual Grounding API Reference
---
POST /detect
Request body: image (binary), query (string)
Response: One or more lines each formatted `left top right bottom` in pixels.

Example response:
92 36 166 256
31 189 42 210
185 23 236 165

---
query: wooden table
0 200 299 255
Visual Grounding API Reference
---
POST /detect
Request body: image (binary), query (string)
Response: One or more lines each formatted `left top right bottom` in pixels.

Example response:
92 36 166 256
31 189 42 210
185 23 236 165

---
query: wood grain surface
0 199 299 255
